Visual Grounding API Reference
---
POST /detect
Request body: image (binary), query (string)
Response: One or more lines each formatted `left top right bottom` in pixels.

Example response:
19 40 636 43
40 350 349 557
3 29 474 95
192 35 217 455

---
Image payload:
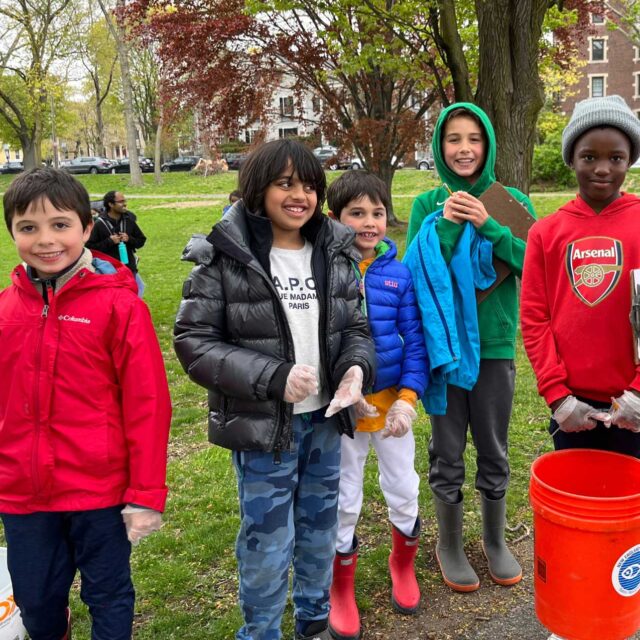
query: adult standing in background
86 191 147 296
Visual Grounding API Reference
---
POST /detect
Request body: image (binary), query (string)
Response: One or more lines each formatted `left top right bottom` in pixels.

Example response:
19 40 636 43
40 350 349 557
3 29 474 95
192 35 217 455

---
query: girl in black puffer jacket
174 139 376 640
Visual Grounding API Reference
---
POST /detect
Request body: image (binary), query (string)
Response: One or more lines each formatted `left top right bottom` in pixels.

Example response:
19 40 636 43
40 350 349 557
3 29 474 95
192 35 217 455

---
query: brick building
562 9 640 117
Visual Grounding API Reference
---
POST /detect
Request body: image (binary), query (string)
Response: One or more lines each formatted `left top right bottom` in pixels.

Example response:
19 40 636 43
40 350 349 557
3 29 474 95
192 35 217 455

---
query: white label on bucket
612 544 640 597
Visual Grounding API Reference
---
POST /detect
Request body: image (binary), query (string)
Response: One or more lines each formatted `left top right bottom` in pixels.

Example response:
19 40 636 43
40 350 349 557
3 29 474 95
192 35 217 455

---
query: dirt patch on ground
146 200 222 210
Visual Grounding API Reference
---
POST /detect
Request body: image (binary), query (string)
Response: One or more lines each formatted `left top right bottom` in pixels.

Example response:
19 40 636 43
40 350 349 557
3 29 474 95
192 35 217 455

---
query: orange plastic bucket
530 449 640 640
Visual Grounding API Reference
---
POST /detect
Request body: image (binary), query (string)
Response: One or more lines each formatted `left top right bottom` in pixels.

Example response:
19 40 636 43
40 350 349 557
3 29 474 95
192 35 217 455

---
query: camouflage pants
233 414 341 640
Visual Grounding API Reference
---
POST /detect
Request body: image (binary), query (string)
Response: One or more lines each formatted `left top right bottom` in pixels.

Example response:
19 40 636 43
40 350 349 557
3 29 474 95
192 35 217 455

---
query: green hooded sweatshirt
406 102 536 359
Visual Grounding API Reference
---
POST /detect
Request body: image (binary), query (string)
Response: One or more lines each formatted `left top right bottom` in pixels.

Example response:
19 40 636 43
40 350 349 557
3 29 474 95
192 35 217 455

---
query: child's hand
444 192 489 228
551 395 607 432
284 364 318 403
354 396 379 419
610 390 640 432
110 234 121 244
119 232 129 243
325 366 365 417
121 505 163 545
381 399 417 438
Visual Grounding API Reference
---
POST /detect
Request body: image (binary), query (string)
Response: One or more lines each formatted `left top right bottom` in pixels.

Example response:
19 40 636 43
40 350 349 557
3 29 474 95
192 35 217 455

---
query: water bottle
118 241 129 265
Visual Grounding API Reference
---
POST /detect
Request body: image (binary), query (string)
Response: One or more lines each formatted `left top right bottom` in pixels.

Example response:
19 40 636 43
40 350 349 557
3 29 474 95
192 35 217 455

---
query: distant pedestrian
222 189 242 216
86 191 147 296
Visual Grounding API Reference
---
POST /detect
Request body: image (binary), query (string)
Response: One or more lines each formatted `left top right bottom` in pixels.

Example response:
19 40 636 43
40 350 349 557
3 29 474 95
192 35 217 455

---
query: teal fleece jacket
406 102 537 359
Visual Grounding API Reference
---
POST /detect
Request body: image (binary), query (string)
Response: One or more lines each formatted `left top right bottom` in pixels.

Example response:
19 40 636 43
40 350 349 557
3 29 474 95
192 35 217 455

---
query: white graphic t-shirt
270 240 329 414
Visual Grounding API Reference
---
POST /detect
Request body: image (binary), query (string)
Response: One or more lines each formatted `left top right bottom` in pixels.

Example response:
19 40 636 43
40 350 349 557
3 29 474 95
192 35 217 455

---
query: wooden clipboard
476 182 535 303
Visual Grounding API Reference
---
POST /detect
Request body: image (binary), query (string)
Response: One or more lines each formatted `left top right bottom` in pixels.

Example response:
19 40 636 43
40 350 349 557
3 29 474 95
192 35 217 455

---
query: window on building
590 76 605 98
635 73 640 99
279 96 294 118
245 129 259 144
278 127 298 138
635 46 640 62
591 38 605 62
591 13 604 24
311 96 322 113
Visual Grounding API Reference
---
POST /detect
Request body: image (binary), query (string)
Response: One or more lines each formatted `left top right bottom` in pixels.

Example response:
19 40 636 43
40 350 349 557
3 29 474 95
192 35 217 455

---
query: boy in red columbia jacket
0 168 171 640
521 95 640 456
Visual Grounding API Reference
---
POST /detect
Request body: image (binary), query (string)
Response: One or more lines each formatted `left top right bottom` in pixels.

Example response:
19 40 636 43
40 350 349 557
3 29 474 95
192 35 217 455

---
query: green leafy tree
0 0 77 168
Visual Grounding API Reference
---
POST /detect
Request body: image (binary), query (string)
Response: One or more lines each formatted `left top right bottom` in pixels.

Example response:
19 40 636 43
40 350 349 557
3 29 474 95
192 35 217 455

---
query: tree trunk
94 75 107 157
154 108 163 184
99 0 143 185
474 0 549 192
377 162 399 224
21 136 38 170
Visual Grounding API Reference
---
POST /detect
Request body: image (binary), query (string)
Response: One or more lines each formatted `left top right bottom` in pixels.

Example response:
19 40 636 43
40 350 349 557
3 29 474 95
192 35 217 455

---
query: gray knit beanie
562 95 640 165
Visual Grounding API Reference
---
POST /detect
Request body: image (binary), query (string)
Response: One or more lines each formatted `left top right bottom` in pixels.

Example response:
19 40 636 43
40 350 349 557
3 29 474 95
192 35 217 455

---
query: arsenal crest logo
566 236 623 306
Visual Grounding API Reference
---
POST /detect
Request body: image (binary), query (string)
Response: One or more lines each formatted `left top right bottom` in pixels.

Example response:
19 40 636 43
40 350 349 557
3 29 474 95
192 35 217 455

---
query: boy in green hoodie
407 103 536 592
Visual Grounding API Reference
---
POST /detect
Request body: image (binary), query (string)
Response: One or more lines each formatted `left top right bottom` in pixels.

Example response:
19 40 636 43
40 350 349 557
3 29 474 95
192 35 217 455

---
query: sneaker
295 619 331 640
548 635 566 640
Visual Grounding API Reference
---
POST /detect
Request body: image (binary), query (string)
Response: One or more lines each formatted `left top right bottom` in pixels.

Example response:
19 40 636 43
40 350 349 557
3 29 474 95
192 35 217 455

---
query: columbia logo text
58 314 91 324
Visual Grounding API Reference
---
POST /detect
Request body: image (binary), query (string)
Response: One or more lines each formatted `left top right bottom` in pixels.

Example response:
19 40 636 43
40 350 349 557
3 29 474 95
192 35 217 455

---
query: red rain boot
389 521 421 614
328 542 360 640
61 607 71 640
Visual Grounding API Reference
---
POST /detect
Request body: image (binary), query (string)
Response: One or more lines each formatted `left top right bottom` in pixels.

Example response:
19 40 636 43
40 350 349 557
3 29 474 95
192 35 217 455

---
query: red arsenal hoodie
521 193 640 406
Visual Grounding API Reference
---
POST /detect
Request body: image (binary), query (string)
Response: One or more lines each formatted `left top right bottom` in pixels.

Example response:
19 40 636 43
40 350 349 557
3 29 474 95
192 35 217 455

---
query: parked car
312 146 339 164
414 154 433 170
0 161 24 174
111 157 154 173
161 156 200 172
223 152 249 170
62 156 114 174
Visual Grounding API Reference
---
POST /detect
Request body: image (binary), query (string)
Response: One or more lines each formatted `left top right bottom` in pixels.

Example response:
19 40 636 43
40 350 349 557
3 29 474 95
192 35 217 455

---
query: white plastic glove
381 399 417 439
552 395 611 433
121 505 163 545
610 390 640 433
354 396 379 419
284 364 318 403
325 366 365 418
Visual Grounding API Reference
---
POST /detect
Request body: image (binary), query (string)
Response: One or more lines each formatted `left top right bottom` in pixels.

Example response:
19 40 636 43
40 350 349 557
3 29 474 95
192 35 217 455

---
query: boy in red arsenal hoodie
521 95 640 455
0 168 171 640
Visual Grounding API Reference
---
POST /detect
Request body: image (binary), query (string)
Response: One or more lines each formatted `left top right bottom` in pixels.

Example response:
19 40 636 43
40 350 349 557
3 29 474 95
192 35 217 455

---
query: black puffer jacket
174 202 376 452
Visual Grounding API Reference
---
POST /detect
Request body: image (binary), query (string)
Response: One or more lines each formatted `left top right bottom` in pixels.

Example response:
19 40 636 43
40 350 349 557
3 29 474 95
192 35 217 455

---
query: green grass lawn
0 168 632 638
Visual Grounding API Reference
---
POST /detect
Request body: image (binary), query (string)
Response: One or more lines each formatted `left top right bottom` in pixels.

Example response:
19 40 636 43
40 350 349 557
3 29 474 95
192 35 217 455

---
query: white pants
336 429 420 553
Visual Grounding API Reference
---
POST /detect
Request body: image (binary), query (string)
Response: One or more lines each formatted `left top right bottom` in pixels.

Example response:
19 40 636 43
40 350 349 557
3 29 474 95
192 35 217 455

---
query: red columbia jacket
0 254 171 514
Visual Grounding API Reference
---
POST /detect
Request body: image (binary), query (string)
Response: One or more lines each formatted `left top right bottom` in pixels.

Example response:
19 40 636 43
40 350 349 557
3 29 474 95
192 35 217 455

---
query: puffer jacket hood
432 101 497 197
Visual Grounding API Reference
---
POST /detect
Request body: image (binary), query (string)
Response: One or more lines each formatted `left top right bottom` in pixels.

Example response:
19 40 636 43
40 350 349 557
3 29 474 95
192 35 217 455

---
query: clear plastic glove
381 399 417 439
325 366 365 418
354 396 379 419
121 505 163 546
610 390 640 433
284 364 318 403
552 395 610 433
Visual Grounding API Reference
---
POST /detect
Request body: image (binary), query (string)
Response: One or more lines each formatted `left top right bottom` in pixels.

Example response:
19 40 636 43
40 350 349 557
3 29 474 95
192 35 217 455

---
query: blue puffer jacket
360 239 428 395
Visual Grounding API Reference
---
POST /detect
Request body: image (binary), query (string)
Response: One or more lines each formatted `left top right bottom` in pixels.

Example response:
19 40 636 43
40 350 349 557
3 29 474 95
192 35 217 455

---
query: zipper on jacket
32 287 52 496
245 260 294 454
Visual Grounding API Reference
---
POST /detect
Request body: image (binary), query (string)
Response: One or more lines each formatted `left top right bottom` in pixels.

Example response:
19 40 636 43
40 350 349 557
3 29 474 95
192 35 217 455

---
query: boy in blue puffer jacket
327 171 429 640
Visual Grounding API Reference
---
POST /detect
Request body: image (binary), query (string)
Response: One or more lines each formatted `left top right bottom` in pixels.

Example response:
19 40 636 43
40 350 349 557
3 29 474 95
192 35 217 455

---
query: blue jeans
1 506 134 640
233 414 341 640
